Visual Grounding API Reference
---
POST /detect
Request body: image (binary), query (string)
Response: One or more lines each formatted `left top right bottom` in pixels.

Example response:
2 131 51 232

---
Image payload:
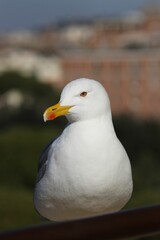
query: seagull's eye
80 92 87 97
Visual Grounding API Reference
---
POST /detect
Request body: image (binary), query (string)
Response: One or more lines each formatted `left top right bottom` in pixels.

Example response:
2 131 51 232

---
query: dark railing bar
0 205 160 240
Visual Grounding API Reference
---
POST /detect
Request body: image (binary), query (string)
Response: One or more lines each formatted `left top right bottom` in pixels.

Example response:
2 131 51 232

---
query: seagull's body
34 78 133 221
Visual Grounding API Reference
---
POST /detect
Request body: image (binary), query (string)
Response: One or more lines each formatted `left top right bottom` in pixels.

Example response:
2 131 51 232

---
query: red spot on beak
48 113 56 120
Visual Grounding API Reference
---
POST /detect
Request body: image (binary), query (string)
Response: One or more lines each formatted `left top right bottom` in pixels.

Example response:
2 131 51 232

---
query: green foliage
0 71 65 230
0 71 60 128
0 71 55 97
0 187 41 230
113 116 160 208
0 126 61 231
113 116 160 167
0 126 61 189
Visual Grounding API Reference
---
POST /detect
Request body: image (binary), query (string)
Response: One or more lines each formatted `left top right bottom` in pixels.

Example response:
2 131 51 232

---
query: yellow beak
43 102 73 122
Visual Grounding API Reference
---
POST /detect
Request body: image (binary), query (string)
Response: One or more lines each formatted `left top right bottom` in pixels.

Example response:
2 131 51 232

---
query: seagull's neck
66 114 115 137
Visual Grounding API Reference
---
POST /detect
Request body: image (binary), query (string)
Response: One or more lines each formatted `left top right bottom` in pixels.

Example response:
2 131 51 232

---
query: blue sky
0 0 159 32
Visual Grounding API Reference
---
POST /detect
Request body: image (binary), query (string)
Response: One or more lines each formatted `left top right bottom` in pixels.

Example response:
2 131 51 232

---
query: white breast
34 117 133 221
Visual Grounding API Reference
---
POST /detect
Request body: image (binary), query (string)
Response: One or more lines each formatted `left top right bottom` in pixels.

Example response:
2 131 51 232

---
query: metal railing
0 205 160 240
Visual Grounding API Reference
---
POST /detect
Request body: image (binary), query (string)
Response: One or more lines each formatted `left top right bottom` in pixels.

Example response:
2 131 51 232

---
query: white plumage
34 78 133 221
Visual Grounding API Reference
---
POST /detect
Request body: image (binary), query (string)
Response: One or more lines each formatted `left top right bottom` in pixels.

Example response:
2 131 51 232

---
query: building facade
60 50 160 120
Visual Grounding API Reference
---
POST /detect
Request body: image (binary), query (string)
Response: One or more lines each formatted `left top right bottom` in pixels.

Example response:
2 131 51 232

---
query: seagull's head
43 78 111 122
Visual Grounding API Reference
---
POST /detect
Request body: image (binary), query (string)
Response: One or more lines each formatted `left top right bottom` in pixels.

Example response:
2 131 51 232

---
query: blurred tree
0 71 62 128
113 115 160 192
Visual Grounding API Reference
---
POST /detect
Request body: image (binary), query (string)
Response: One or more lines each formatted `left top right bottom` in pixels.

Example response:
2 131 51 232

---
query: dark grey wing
36 139 55 183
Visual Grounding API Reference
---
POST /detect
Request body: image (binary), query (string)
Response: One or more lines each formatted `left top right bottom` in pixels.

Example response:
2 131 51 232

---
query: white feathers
34 78 133 221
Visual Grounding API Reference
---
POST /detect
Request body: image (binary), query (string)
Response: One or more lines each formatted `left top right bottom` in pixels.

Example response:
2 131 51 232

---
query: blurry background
0 0 160 235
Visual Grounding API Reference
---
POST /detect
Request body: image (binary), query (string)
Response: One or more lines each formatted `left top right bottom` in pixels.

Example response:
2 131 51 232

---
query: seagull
34 78 133 221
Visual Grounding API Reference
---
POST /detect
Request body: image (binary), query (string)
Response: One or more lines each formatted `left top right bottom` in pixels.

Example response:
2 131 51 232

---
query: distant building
0 49 63 84
60 49 160 120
